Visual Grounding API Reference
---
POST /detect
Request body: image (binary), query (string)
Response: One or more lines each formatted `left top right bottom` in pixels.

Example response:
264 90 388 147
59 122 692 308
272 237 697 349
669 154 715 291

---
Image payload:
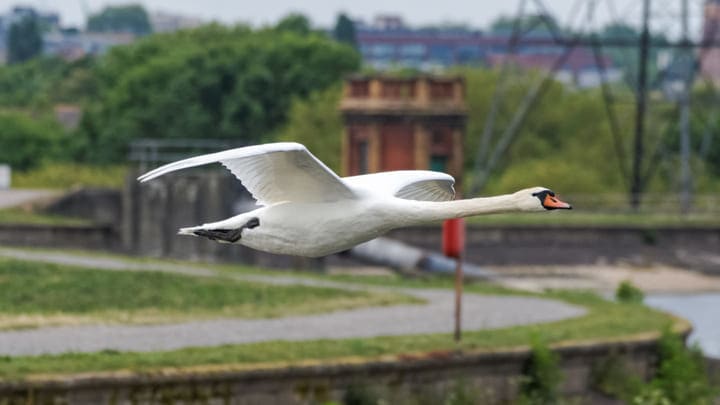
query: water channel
646 293 720 359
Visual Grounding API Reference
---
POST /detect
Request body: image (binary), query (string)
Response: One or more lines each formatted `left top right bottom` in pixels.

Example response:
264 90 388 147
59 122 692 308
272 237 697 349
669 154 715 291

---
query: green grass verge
11 163 128 189
0 208 92 226
0 286 674 380
0 258 420 330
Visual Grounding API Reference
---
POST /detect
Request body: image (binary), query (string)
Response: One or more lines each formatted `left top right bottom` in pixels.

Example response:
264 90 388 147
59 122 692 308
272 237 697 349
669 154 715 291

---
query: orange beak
543 194 572 210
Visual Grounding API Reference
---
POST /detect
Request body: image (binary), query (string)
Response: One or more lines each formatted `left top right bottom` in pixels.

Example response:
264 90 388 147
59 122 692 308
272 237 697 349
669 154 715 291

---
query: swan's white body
139 142 569 257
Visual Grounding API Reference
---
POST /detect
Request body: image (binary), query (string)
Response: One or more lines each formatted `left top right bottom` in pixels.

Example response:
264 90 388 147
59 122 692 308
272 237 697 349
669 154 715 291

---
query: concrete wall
0 334 668 404
388 225 720 273
123 171 322 269
45 188 122 225
0 224 117 250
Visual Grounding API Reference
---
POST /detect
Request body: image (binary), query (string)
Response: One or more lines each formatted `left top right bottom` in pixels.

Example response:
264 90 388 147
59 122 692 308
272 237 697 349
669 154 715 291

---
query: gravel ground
0 190 59 209
0 248 585 356
495 264 720 294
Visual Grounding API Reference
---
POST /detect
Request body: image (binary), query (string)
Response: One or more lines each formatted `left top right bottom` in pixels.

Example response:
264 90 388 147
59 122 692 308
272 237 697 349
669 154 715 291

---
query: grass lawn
0 208 92 226
11 163 128 190
0 258 420 330
0 252 678 379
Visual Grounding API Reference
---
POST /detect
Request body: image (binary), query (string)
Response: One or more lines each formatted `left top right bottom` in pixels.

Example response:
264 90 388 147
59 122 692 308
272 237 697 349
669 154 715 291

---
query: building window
428 45 453 65
429 81 454 99
350 81 369 97
430 155 448 172
370 44 395 59
456 45 481 63
399 43 426 58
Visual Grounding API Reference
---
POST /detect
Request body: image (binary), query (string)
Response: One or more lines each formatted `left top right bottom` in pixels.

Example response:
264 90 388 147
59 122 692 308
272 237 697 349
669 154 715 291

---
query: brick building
339 75 466 189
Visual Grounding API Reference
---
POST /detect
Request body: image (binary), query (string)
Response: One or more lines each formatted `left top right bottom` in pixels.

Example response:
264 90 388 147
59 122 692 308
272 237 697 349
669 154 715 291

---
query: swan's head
513 187 572 212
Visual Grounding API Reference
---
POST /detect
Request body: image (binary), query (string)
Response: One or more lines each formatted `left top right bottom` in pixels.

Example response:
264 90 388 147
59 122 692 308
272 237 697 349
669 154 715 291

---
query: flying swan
138 142 571 257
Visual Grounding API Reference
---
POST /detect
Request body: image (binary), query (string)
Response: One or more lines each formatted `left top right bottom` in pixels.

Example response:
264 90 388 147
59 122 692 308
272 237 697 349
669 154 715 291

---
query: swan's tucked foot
183 217 260 243
193 228 243 243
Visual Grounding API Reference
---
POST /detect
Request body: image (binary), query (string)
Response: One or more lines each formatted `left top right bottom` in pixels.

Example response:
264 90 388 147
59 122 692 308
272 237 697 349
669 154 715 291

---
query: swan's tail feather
178 226 202 236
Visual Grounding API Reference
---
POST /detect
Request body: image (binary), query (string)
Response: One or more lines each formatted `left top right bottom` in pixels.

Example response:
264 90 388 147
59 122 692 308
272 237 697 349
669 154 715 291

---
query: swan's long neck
398 194 520 225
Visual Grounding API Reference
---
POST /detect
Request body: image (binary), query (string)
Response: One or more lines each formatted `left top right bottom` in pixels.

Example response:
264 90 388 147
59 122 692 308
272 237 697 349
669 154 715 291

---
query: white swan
138 142 571 257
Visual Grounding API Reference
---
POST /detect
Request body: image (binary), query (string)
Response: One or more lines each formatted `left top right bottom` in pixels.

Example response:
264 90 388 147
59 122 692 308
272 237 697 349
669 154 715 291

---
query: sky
0 0 708 39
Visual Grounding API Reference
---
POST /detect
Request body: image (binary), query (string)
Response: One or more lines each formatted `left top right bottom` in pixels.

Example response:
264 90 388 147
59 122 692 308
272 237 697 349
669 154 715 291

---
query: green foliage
80 24 360 163
7 16 43 64
342 384 381 405
277 85 343 172
592 330 716 404
615 280 645 304
518 337 563 404
639 331 717 404
0 56 97 108
457 67 628 195
442 380 484 405
591 352 645 401
274 13 312 35
0 112 64 170
87 4 152 35
333 13 357 47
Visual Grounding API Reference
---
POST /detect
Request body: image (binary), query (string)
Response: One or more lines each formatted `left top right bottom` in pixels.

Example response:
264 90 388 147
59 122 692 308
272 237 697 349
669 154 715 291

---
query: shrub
0 111 63 170
616 280 644 304
593 330 717 404
518 337 563 404
641 330 717 404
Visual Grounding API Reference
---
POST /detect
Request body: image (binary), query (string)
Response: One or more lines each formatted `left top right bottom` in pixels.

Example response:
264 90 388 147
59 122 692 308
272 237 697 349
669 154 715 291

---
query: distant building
340 75 466 189
701 0 720 84
43 31 135 61
0 6 61 61
150 11 204 33
355 14 622 88
487 50 622 88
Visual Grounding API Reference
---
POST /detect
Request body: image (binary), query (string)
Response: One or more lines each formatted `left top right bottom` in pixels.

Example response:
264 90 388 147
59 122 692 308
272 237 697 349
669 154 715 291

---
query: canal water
646 293 720 359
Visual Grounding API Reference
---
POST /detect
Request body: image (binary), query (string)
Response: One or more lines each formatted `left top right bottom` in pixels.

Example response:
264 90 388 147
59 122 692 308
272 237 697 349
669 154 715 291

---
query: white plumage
139 142 570 257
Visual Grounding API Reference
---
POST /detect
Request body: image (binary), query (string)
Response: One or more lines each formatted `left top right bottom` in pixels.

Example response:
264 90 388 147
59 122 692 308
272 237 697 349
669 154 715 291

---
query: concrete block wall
0 333 670 404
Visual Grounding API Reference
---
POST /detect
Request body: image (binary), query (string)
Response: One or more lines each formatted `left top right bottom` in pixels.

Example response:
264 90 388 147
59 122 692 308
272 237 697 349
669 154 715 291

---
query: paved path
0 248 586 356
0 190 59 209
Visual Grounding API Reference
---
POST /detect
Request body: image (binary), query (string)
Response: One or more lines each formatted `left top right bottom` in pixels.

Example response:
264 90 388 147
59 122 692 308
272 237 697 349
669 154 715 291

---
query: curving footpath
0 248 586 356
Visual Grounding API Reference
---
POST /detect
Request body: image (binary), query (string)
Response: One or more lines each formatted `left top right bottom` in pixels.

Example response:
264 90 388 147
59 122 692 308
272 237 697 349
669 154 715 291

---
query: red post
443 218 465 343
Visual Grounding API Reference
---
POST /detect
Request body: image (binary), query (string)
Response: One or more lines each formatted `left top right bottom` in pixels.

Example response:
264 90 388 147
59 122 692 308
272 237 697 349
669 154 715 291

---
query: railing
129 139 248 171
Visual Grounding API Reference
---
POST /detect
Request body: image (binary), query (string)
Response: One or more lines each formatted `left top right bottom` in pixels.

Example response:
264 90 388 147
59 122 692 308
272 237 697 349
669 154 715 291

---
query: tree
7 16 43 64
0 56 96 108
79 24 360 162
274 13 311 35
278 85 343 172
0 112 62 170
87 4 152 35
333 13 357 47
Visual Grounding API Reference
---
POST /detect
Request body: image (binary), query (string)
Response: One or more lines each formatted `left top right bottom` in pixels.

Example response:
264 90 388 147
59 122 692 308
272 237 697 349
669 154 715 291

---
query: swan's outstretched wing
138 142 356 205
343 170 455 202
